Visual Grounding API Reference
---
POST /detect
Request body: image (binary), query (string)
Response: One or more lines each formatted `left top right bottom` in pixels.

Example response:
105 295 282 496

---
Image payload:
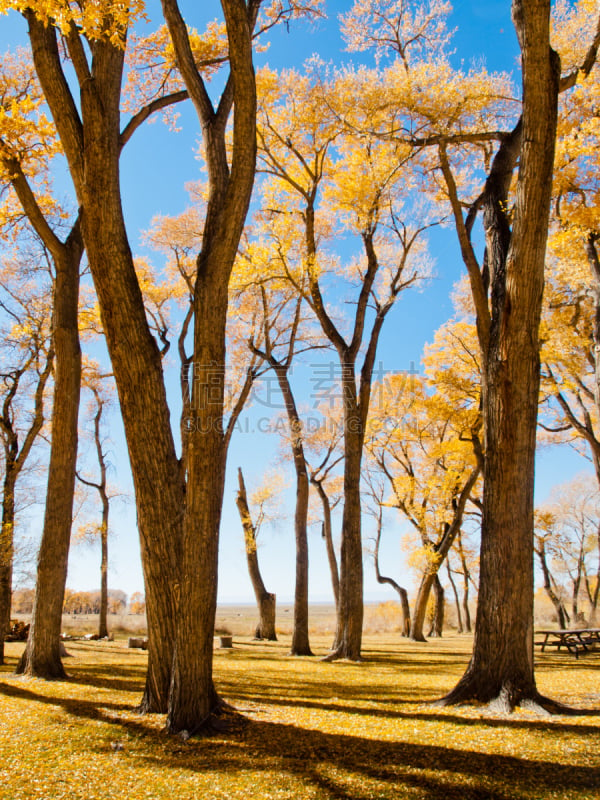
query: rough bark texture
235 468 277 640
164 0 259 734
441 0 561 710
24 12 184 707
18 230 83 678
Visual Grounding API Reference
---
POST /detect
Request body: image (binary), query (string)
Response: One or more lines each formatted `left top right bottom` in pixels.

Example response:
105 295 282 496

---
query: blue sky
2 2 592 606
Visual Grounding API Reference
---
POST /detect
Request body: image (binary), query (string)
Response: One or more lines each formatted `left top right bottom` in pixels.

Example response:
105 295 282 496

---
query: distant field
11 601 405 639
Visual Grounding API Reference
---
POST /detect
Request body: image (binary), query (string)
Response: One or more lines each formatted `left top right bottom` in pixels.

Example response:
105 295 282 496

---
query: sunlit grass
1 634 599 799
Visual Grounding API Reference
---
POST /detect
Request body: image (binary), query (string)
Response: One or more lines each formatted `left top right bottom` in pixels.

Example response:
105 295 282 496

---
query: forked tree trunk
441 0 561 711
18 233 83 679
164 0 258 734
411 470 479 641
25 14 184 708
457 535 472 633
235 468 277 640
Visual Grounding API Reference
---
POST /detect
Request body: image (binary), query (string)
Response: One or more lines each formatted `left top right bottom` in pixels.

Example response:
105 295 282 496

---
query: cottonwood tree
0 254 53 663
235 467 283 640
236 229 322 656
3 0 315 722
433 0 600 710
534 508 571 628
366 366 481 642
159 0 323 733
352 0 600 709
362 464 411 636
75 365 118 640
257 66 432 660
536 475 600 624
0 46 84 677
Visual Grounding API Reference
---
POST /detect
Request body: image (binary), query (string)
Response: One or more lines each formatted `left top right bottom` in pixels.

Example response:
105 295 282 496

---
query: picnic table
535 628 600 658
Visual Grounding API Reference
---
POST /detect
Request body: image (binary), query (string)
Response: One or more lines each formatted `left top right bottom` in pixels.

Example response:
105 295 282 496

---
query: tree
437 0 599 711
366 369 481 642
0 46 83 676
75 366 117 639
237 234 319 656
536 475 600 624
534 508 571 629
235 467 278 640
160 0 323 733
0 253 53 663
362 466 411 636
256 66 432 660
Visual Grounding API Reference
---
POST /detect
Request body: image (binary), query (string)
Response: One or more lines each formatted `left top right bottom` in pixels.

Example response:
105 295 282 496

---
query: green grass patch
1 634 599 799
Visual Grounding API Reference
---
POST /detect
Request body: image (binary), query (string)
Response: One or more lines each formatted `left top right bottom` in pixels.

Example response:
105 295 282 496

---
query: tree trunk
0 473 17 664
428 575 445 638
99 498 109 639
274 366 312 656
235 468 277 640
536 541 569 629
373 502 410 636
411 569 436 642
442 0 560 711
25 15 184 707
18 234 83 679
411 471 479 641
447 560 464 633
313 479 340 612
164 0 258 734
458 534 472 633
330 414 364 660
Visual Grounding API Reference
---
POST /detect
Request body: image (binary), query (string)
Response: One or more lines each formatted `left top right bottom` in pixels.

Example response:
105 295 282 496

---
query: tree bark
18 229 83 679
164 0 259 734
24 12 184 707
0 339 54 665
0 473 17 663
457 533 472 633
235 468 277 640
77 389 111 639
441 0 561 711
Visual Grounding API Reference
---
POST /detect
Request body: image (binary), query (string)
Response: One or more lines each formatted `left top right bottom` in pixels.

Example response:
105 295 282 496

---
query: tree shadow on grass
0 678 134 716
123 716 600 800
2 674 600 800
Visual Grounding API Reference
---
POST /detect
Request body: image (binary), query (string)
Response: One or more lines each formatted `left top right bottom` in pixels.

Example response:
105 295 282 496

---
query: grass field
1 629 599 800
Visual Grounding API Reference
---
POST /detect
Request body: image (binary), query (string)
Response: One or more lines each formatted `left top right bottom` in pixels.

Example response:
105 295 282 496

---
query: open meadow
1 624 599 800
